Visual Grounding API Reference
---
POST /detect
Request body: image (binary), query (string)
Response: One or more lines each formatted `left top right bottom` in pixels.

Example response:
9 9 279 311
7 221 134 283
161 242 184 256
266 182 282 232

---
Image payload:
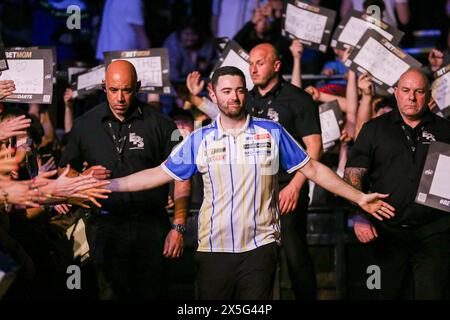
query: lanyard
106 121 128 156
400 123 424 155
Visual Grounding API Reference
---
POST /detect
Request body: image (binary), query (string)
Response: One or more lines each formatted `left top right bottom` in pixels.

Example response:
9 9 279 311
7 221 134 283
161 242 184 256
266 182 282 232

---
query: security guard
60 60 190 299
345 68 450 299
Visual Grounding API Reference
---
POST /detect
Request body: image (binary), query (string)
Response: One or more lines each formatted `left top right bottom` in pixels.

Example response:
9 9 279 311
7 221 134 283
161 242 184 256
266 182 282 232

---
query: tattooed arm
300 160 394 220
343 167 367 192
344 167 379 243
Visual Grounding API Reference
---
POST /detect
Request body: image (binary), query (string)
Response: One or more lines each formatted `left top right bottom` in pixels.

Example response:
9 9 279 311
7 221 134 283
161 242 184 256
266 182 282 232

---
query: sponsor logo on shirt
243 140 272 157
244 142 271 149
205 145 227 162
208 154 226 161
129 133 144 149
422 130 436 142
206 147 226 155
267 108 279 122
253 133 270 140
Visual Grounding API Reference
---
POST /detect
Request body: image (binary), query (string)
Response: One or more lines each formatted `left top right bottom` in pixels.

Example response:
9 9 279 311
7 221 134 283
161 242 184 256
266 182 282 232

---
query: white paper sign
338 16 393 46
0 59 44 94
285 3 327 44
116 56 163 87
320 109 341 145
432 69 450 111
0 48 53 104
104 48 171 94
416 141 450 212
429 154 450 199
282 1 337 52
332 9 404 50
77 66 105 91
352 37 410 86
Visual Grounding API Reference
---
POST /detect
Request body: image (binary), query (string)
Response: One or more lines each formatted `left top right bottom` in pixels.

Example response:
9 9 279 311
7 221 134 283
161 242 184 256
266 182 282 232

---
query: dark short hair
210 66 246 90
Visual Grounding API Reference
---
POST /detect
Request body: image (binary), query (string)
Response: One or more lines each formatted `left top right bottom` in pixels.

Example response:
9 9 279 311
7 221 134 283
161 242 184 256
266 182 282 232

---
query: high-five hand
357 193 395 221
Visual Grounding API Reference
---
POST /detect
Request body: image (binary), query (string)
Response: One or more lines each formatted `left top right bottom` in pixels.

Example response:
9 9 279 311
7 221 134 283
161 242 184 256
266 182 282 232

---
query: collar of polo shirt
213 113 256 140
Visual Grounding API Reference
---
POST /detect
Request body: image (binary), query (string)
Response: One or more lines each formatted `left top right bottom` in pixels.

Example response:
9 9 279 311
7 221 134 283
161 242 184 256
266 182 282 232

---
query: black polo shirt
60 101 178 215
245 78 321 184
347 107 450 228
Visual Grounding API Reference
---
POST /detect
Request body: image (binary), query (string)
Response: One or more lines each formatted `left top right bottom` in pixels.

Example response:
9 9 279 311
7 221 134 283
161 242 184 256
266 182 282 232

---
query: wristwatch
172 223 186 235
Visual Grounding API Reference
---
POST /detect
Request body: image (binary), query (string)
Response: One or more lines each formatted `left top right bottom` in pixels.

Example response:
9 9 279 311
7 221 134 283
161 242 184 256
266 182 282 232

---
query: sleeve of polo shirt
278 125 311 173
161 132 199 181
59 122 85 172
346 122 373 169
295 91 322 137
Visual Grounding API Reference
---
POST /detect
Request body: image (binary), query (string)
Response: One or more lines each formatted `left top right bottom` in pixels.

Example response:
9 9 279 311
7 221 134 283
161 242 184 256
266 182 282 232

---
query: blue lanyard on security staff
106 121 129 156
400 123 424 156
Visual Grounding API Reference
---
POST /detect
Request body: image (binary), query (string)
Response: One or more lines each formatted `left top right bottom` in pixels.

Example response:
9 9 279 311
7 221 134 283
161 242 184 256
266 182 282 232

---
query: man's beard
218 101 244 119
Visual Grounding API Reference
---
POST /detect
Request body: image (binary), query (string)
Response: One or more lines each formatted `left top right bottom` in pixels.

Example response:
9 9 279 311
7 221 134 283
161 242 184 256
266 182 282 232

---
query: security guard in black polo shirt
345 69 450 299
246 43 322 300
60 60 190 299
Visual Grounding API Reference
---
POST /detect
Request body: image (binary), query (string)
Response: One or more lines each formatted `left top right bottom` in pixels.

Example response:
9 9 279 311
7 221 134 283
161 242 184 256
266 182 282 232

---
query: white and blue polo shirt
161 114 310 253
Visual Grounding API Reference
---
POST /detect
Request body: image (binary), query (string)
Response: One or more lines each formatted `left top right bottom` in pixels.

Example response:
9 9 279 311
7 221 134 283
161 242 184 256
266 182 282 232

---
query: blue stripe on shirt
205 138 216 253
252 119 309 172
227 136 235 253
